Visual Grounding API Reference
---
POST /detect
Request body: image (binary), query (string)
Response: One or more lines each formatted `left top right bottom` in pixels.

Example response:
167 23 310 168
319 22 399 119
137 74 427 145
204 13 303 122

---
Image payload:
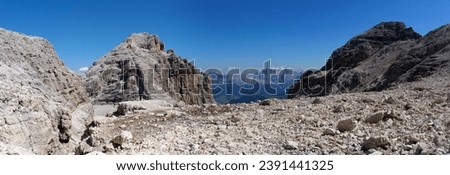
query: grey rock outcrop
0 28 93 154
288 22 450 98
84 33 214 105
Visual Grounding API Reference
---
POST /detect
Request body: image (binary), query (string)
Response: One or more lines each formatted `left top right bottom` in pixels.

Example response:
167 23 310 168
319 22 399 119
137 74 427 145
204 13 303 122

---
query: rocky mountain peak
289 22 450 98
323 21 421 71
121 33 165 51
84 33 214 105
358 21 421 43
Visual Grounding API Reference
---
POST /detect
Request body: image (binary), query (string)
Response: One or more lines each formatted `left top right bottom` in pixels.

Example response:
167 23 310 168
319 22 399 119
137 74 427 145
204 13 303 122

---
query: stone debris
447 93 450 103
365 112 385 123
385 97 397 104
112 131 133 147
175 101 186 108
337 119 357 132
323 128 336 136
283 141 299 150
361 137 390 151
259 99 271 106
312 98 324 104
332 105 345 113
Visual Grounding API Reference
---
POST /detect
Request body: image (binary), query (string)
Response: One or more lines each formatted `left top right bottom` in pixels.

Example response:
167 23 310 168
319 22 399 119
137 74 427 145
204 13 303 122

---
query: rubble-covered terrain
82 73 449 155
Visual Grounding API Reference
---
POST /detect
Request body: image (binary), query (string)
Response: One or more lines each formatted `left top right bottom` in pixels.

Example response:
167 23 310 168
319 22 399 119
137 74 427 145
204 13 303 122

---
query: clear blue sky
1 0 449 71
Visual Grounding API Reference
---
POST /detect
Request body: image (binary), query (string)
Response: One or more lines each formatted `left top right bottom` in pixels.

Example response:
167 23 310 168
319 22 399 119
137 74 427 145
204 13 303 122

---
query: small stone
446 93 450 103
87 135 102 147
384 110 403 121
415 142 431 155
174 101 186 108
203 138 213 144
104 143 115 152
156 113 165 117
312 98 323 104
230 116 240 123
405 136 419 145
365 112 384 123
385 96 396 104
336 119 357 132
362 98 375 104
433 98 446 104
283 141 299 150
368 149 377 154
189 144 199 152
413 87 426 91
361 137 390 151
385 119 393 126
370 151 383 155
323 128 335 136
404 103 413 110
404 145 413 151
111 131 133 147
332 105 344 113
433 136 444 147
114 103 128 116
259 99 271 106
119 124 126 129
355 129 365 137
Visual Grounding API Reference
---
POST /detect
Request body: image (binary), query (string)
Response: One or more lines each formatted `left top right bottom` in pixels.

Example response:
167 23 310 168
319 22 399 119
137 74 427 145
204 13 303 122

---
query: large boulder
0 28 93 154
288 22 450 98
84 33 215 105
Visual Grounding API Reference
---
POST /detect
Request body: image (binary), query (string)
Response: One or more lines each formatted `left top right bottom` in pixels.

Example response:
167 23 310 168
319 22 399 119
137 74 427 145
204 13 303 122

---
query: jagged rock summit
84 33 214 105
288 22 450 98
0 28 93 154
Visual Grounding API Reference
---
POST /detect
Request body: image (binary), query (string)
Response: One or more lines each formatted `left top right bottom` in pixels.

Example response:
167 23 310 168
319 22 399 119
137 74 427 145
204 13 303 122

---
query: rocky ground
81 74 450 155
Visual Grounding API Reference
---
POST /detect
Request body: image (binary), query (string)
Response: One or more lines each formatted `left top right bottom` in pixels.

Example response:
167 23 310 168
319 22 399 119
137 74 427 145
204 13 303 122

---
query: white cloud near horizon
79 67 89 72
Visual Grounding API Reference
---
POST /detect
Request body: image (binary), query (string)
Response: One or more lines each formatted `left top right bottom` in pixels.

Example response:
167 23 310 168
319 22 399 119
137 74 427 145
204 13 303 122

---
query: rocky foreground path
82 75 450 155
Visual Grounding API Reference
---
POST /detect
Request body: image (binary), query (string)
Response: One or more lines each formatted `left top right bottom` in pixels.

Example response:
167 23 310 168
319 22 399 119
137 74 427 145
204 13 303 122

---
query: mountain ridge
288 22 450 98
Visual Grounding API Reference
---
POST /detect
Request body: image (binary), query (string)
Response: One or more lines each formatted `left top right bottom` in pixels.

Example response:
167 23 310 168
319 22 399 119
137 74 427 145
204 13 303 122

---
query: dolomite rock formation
0 28 93 154
288 22 450 98
84 33 214 105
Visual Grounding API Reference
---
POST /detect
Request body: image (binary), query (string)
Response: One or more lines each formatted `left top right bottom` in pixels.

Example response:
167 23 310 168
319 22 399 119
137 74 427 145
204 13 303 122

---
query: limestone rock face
84 33 214 105
288 22 450 98
0 28 93 154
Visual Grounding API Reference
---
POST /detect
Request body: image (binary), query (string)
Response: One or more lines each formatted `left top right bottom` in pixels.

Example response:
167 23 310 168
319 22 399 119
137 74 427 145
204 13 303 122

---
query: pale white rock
283 141 299 150
370 151 383 155
112 131 133 146
0 28 93 154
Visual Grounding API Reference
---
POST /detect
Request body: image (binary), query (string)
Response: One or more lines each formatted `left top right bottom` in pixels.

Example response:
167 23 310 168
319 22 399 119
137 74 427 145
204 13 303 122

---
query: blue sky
1 0 449 71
